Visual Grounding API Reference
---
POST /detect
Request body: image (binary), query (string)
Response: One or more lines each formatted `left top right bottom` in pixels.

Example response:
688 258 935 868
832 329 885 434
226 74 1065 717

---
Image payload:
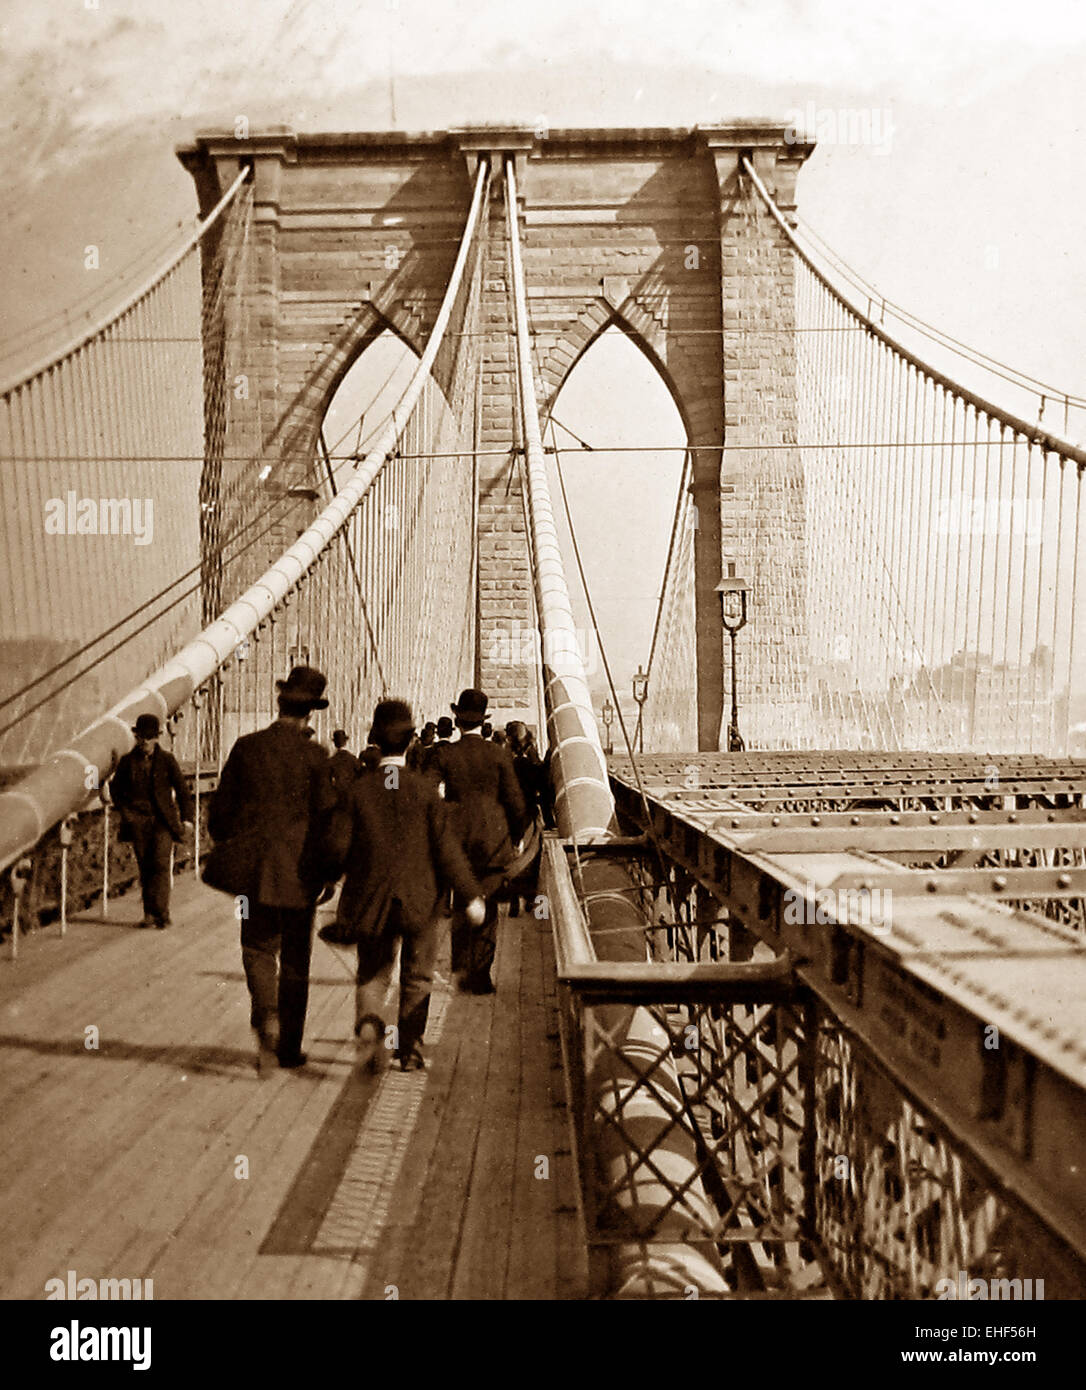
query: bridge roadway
0 874 586 1300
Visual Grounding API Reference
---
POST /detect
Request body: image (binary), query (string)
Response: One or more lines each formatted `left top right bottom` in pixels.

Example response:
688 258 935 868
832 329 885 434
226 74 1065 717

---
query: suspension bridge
0 124 1084 1302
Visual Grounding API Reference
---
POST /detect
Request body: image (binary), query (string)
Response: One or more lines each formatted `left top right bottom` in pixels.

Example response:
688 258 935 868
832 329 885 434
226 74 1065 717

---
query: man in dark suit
421 716 453 778
328 700 485 1072
430 688 527 994
328 729 358 794
208 666 338 1073
109 713 194 929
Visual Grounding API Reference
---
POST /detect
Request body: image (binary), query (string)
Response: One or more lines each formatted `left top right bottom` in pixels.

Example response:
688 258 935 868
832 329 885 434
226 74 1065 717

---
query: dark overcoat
331 764 481 939
110 745 194 841
208 720 338 909
328 747 359 795
430 733 528 893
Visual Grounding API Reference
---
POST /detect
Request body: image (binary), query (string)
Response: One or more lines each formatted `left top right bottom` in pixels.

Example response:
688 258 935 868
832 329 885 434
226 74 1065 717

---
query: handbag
200 829 264 899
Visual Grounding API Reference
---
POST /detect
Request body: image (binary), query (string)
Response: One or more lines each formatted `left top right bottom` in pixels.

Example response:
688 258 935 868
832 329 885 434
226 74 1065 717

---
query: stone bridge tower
179 124 812 749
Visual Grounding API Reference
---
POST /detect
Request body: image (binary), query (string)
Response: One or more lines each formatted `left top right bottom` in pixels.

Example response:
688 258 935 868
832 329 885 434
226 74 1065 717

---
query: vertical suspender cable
0 159 490 874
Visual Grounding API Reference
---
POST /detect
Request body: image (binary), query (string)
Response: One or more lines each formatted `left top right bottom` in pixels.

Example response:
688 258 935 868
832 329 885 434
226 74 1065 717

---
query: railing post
193 691 202 880
798 993 820 1258
58 816 75 936
101 800 110 917
10 857 31 960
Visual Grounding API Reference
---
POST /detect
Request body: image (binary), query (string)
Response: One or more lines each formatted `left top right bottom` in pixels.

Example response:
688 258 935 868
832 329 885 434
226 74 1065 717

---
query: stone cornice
177 122 816 169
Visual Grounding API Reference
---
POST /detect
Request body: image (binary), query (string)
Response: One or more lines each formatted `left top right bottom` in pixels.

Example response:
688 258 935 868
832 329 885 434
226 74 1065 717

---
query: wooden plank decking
0 872 587 1300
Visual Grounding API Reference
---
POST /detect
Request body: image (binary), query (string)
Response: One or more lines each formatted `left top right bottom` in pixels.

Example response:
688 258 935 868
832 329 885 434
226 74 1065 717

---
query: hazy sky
3 0 1085 703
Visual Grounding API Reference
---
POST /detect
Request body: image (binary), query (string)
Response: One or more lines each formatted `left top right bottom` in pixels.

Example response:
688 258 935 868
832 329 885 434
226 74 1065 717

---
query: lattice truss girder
600 758 1086 1298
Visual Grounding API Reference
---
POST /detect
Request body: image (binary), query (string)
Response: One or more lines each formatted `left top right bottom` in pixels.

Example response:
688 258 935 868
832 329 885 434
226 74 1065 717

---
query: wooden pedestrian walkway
0 873 587 1300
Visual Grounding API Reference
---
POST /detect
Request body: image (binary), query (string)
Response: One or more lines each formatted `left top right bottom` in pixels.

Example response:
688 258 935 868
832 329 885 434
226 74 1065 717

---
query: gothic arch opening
320 328 420 488
543 324 688 737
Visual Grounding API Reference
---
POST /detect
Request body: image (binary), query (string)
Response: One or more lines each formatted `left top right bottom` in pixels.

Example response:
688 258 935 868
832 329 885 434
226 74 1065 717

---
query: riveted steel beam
609 767 1086 1272
724 823 1086 855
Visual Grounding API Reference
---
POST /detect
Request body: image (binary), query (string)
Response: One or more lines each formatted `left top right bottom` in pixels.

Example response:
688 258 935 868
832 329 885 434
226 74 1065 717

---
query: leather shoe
466 974 495 995
278 1051 308 1069
398 1046 426 1072
253 1025 279 1077
354 1016 388 1074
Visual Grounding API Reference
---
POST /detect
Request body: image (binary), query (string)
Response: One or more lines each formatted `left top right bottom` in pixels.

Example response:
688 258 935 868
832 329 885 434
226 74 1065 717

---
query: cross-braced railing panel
606 759 1086 1298
814 1015 1079 1300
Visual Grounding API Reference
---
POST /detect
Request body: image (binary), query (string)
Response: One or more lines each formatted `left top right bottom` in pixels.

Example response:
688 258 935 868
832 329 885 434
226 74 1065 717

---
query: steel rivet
771 816 781 826
811 816 821 826
992 875 1007 890
890 814 900 825
1008 814 1017 823
1058 873 1072 889
926 880 939 893
851 815 860 825
968 813 978 824
929 814 940 824
731 819 740 829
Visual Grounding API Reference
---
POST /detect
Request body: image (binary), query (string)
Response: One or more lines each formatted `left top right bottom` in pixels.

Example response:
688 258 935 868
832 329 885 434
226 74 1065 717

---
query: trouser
449 891 499 983
355 900 438 1058
127 817 174 923
240 902 315 1058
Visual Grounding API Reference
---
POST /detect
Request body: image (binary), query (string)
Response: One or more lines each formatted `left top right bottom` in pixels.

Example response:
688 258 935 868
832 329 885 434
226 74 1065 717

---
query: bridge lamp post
601 697 615 755
631 667 649 754
717 561 750 754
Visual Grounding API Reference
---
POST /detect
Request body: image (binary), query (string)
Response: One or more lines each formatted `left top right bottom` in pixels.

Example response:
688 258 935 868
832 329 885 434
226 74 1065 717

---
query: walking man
208 666 338 1073
328 729 358 794
431 688 527 994
109 713 194 928
328 700 485 1071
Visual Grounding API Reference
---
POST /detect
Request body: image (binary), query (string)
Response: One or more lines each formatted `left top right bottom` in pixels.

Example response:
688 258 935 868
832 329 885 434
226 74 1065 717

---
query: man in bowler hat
209 665 338 1072
109 713 194 928
328 729 358 793
430 688 527 993
329 699 486 1071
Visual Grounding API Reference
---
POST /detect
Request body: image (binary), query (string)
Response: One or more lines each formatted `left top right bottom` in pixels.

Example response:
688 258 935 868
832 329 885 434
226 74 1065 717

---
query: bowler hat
275 665 329 709
451 688 488 721
369 698 415 743
132 714 162 739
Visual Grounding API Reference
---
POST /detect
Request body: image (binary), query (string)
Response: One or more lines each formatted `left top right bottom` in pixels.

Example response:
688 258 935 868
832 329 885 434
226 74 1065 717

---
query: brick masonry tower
180 125 814 749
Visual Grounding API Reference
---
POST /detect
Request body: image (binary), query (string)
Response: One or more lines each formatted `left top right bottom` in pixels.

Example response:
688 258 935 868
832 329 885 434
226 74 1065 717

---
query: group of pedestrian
172 666 554 1077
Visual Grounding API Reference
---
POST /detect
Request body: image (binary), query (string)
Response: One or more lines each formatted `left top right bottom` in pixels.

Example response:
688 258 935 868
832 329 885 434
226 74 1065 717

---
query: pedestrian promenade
0 876 587 1300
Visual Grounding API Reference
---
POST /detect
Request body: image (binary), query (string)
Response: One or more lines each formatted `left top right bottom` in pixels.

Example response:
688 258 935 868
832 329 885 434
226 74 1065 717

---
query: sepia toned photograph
0 0 1082 1362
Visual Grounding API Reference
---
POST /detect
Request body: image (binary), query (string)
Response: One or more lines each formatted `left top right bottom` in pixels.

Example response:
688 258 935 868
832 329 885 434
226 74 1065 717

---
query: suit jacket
208 719 338 909
420 739 450 779
430 733 528 890
110 745 194 841
333 763 481 939
328 748 359 795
